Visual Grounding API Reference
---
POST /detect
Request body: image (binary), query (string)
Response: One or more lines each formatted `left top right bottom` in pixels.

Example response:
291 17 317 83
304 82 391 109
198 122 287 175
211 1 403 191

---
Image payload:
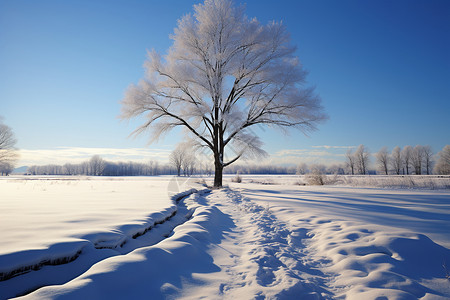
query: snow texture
0 176 204 298
1 175 449 299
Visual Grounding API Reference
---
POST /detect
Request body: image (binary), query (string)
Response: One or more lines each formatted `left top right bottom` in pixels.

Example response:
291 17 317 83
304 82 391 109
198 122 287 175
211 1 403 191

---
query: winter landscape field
2 0 450 299
1 175 449 299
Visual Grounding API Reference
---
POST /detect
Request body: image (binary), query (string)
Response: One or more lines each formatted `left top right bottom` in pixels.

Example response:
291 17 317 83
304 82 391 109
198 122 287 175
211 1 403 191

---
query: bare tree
411 145 424 175
296 162 309 175
434 145 450 175
327 164 345 175
345 149 356 175
120 0 326 187
182 152 196 176
0 162 14 176
355 145 370 175
63 163 77 175
401 145 413 175
390 146 402 175
0 118 19 174
89 155 105 176
170 146 185 176
422 145 433 175
375 147 389 175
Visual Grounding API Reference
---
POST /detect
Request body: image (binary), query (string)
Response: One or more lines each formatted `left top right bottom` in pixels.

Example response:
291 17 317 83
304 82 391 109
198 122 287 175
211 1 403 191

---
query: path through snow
179 188 332 299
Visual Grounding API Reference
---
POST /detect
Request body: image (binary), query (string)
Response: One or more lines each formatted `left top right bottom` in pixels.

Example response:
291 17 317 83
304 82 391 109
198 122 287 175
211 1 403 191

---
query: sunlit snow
1 175 449 299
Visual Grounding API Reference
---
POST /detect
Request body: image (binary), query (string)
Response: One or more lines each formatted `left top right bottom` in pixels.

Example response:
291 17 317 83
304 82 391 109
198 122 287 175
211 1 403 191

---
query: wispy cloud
18 147 172 166
249 148 348 166
312 145 355 149
273 149 345 158
273 149 308 156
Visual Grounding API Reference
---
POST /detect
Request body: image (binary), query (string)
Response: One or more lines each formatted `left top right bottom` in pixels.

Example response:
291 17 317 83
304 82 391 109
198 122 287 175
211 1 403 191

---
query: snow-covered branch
121 0 327 187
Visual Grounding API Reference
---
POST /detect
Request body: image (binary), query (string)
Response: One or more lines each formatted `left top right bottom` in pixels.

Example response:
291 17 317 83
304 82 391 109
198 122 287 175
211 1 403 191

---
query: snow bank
0 176 205 299
15 192 219 299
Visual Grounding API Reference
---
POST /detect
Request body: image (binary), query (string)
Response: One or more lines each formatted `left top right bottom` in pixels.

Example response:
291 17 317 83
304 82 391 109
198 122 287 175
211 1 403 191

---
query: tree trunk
212 102 225 188
214 157 223 188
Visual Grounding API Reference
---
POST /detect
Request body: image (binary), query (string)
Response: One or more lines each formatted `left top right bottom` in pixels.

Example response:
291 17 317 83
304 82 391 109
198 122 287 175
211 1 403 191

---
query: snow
0 176 201 298
231 182 450 299
1 175 449 299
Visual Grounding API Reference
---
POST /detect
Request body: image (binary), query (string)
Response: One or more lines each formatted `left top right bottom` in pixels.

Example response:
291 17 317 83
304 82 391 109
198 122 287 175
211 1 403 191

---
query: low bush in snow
305 170 325 185
231 173 242 183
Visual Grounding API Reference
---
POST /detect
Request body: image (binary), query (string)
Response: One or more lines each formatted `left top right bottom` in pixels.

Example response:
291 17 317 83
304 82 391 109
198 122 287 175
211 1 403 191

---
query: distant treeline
27 155 176 176
21 144 450 177
26 155 299 176
224 164 296 175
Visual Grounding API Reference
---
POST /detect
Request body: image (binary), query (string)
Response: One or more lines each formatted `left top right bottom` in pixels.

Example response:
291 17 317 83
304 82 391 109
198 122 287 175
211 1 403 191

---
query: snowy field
0 175 449 299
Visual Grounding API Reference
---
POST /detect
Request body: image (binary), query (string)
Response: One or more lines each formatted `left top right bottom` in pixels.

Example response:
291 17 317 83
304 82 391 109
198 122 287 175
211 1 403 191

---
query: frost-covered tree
327 164 345 175
434 145 450 175
345 149 356 175
182 152 196 176
401 145 413 175
0 118 19 174
89 155 105 176
63 163 77 175
422 145 433 175
296 162 309 175
0 162 14 176
355 145 370 175
120 0 326 187
375 147 389 175
411 145 424 175
170 145 186 176
390 146 402 175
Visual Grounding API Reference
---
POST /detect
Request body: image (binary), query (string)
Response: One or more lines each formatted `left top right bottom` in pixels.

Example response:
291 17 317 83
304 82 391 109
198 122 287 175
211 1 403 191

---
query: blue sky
1 0 449 167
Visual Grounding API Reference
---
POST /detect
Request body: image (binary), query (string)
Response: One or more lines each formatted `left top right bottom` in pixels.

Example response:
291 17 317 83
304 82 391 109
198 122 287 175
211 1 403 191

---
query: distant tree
422 145 433 175
390 146 402 175
411 145 424 175
327 164 345 175
434 145 450 175
345 149 356 175
120 0 327 187
182 152 196 176
148 161 160 176
375 147 389 175
296 162 309 175
203 161 213 176
89 155 105 176
170 146 185 176
401 145 413 175
355 145 370 175
0 162 14 176
63 163 77 175
0 118 19 174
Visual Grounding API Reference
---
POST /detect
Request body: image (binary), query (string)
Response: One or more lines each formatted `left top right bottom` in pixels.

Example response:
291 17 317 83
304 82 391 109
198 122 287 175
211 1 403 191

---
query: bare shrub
231 173 242 183
305 169 325 185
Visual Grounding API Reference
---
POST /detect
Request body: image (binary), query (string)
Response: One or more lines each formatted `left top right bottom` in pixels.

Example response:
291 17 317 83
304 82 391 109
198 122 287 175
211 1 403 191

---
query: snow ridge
0 187 206 299
0 248 83 282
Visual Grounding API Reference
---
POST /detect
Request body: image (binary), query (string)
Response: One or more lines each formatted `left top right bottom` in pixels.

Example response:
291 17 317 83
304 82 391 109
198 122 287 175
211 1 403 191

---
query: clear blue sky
1 0 449 166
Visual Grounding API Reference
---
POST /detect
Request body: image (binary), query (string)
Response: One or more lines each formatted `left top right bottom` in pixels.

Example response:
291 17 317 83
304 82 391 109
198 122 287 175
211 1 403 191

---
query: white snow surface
1 175 449 299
